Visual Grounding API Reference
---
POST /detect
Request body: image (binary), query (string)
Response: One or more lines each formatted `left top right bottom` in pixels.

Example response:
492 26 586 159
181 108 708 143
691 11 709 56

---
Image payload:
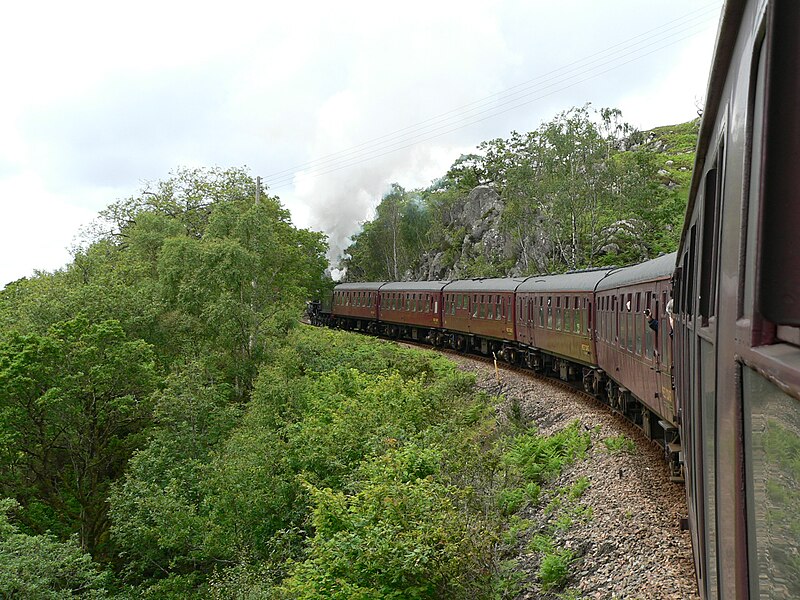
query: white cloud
0 172 96 285
0 0 723 287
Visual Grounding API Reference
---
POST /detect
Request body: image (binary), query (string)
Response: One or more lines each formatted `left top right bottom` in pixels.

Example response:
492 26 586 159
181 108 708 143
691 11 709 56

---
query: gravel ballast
448 352 699 600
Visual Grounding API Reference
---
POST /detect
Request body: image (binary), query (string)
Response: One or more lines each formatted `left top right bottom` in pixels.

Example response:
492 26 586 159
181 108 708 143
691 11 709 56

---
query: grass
603 434 637 454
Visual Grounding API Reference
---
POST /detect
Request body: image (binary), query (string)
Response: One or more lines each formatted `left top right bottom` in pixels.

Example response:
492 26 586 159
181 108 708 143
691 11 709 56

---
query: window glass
611 298 617 342
627 313 634 352
564 307 572 332
744 42 766 319
635 314 643 355
556 308 562 331
744 368 800 598
700 341 718 597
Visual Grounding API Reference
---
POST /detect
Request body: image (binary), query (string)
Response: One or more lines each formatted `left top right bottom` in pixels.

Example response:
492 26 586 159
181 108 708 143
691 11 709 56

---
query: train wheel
606 381 617 407
583 371 594 394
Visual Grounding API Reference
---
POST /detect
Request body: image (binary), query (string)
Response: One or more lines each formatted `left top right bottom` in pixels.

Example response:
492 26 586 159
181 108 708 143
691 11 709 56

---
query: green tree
0 318 159 556
0 498 111 598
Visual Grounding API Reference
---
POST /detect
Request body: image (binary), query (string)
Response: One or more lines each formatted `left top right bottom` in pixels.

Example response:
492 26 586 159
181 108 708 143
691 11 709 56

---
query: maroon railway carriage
331 282 384 332
674 1 800 597
516 269 611 381
441 277 528 356
594 253 677 460
377 281 448 343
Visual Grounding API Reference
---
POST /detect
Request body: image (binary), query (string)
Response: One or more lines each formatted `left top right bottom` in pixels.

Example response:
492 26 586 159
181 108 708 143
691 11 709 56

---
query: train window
759 0 800 327
636 293 641 313
699 157 723 324
743 37 766 320
539 306 544 327
635 313 643 356
610 297 616 343
574 309 582 334
599 309 604 342
547 297 553 328
555 308 562 331
700 341 719 598
584 300 589 335
627 313 634 352
743 367 800 599
564 307 572 332
687 226 697 319
619 311 627 349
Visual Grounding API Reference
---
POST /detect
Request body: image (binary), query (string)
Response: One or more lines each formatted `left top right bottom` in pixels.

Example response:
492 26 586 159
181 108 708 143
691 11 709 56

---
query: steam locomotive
314 1 800 597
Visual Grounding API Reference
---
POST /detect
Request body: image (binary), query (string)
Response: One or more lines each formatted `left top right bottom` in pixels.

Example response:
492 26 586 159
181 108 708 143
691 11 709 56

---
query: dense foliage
341 107 698 279
0 109 697 596
0 167 330 593
1 252 594 598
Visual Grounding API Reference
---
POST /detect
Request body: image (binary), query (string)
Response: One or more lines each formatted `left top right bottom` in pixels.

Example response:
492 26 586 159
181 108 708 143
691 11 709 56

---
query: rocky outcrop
412 185 511 280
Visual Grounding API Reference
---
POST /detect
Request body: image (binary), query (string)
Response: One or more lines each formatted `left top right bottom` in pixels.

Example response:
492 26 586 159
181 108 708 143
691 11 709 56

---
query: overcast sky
0 0 723 288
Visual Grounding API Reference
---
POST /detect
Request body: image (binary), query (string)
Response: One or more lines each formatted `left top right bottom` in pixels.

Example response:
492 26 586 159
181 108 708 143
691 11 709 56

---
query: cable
264 2 722 191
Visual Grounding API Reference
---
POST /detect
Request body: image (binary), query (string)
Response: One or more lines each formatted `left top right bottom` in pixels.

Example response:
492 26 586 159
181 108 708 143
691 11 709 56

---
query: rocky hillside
341 109 700 282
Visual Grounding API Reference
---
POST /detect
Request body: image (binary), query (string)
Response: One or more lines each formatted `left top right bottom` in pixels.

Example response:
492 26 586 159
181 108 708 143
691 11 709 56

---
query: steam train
313 0 800 597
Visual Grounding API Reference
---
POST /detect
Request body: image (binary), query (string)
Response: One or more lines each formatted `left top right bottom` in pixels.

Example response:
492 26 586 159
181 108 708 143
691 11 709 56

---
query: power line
264 2 722 191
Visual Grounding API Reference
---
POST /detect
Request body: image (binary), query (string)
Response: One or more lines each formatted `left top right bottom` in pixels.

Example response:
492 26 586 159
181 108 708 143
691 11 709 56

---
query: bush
603 435 637 454
502 421 591 483
538 549 575 591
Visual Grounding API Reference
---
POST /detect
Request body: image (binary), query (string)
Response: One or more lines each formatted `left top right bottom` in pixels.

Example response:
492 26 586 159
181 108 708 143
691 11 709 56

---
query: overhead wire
264 2 722 191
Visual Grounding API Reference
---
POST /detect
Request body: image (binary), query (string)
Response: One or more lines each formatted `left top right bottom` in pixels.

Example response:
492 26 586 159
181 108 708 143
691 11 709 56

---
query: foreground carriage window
744 368 800 598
